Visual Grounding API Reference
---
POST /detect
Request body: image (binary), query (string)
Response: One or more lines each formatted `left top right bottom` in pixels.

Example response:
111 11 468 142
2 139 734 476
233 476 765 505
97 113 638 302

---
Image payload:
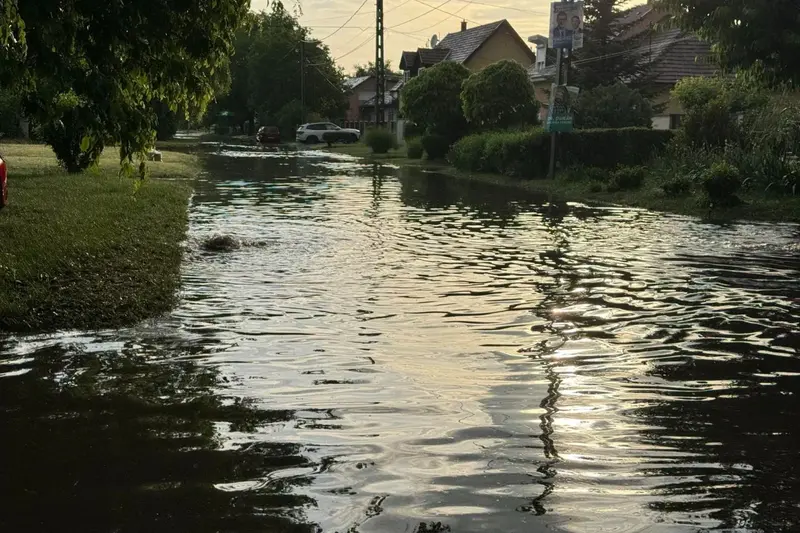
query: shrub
702 161 741 205
573 83 653 129
461 60 540 130
661 177 694 196
401 62 470 136
450 129 549 177
561 128 673 168
406 138 424 159
583 166 611 182
608 166 647 191
421 134 451 160
448 134 488 171
365 128 396 154
323 130 357 145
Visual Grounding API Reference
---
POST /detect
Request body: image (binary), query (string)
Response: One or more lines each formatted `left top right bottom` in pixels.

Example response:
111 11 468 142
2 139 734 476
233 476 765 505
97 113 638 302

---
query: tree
353 60 401 77
215 4 346 135
572 0 651 91
400 62 470 138
658 0 800 84
461 60 540 131
573 83 653 129
3 0 249 173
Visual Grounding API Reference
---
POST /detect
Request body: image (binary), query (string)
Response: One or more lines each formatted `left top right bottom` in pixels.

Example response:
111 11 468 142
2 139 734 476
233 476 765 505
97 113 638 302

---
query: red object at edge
0 155 7 208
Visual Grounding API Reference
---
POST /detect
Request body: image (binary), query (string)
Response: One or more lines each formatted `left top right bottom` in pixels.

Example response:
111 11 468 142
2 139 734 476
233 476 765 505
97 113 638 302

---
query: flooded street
2 144 799 532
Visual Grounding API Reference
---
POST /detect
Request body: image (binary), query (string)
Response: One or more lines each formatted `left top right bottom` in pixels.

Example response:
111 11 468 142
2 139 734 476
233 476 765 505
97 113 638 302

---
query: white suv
296 122 361 144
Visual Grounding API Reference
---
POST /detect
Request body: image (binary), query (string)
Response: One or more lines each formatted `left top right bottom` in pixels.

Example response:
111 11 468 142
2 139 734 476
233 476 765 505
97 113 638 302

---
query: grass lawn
0 143 197 333
321 142 416 161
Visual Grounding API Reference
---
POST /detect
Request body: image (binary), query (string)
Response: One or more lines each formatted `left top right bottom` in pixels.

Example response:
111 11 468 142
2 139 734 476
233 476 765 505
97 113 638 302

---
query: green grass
0 143 196 332
322 142 414 161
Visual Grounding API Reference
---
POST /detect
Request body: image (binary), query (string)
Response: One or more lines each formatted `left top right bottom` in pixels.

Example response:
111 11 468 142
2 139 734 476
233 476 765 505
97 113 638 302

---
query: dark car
0 153 7 209
257 126 281 144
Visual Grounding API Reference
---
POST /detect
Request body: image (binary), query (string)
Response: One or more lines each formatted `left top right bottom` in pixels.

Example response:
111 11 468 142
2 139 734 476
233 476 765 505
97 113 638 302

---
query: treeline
0 0 346 169
204 2 346 137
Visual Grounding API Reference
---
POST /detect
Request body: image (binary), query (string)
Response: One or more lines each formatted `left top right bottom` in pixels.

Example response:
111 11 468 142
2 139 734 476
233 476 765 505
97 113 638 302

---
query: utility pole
547 0 577 179
547 47 562 180
375 0 385 127
300 41 306 124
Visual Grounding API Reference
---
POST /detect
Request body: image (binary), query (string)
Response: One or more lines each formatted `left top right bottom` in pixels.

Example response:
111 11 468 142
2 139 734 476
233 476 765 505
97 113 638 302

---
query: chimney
461 20 467 32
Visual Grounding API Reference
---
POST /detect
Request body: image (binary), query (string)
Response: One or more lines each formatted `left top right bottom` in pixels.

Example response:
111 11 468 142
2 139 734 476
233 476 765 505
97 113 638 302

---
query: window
326 123 340 130
669 114 682 130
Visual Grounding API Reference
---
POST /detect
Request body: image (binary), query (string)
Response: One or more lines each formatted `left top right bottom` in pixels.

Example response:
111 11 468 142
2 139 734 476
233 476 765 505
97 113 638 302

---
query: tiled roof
401 51 417 69
344 76 370 90
436 20 506 64
646 29 717 84
390 79 405 92
418 47 451 65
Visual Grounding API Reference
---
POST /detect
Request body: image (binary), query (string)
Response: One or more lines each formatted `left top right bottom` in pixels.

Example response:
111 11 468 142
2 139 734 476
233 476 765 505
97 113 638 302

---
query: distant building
343 75 400 122
399 19 537 79
528 4 717 130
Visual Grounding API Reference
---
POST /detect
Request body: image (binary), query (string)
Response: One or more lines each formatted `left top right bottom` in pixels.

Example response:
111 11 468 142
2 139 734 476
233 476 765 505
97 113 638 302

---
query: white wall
652 116 670 130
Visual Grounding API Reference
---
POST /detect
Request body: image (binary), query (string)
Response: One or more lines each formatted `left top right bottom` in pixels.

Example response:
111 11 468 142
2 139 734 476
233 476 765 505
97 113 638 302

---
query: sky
249 0 558 74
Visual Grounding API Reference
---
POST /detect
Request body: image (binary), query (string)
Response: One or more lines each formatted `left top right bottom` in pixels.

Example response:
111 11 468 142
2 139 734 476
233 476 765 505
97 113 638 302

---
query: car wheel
305 136 319 145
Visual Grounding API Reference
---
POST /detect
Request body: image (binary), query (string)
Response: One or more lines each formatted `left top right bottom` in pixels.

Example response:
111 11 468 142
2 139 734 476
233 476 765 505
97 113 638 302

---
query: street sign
549 1 584 50
546 84 580 133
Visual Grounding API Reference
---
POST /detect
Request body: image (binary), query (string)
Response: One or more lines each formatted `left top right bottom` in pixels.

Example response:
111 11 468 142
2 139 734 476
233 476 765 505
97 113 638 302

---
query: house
343 75 399 121
360 79 405 124
399 19 537 79
527 4 717 130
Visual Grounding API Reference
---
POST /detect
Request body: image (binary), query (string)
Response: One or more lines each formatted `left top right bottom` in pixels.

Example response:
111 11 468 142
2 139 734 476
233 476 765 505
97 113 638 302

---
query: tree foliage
3 0 248 172
572 0 650 90
461 60 540 130
354 60 400 77
400 62 470 137
213 4 346 135
573 83 652 129
658 0 800 84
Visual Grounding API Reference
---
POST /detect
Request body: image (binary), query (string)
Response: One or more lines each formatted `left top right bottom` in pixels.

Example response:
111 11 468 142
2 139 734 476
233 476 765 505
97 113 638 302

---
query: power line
318 0 371 41
389 0 457 29
453 0 547 15
571 37 692 67
409 0 480 25
334 33 375 61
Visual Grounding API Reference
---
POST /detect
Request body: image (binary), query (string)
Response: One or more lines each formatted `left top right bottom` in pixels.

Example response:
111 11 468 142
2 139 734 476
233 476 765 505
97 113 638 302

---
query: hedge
449 127 673 177
559 128 674 168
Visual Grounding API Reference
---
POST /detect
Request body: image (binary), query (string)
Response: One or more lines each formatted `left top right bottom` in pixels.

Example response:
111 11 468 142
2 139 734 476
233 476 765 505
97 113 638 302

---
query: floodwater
2 144 799 533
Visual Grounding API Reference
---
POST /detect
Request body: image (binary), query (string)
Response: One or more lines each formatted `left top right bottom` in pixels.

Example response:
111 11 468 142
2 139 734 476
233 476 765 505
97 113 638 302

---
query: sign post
547 0 584 179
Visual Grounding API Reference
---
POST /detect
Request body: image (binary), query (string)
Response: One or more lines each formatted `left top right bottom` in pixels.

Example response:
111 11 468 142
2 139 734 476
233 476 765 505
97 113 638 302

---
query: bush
421 134 451 160
561 128 673 168
608 166 647 191
661 177 694 196
702 161 741 205
364 128 396 154
401 62 470 136
461 60 540 130
450 128 670 178
406 138 424 159
448 134 488 171
450 129 549 177
573 83 653 129
323 130 357 146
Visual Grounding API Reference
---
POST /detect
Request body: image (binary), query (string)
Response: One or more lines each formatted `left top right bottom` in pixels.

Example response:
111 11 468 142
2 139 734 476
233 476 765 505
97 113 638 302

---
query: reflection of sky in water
2 146 799 533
